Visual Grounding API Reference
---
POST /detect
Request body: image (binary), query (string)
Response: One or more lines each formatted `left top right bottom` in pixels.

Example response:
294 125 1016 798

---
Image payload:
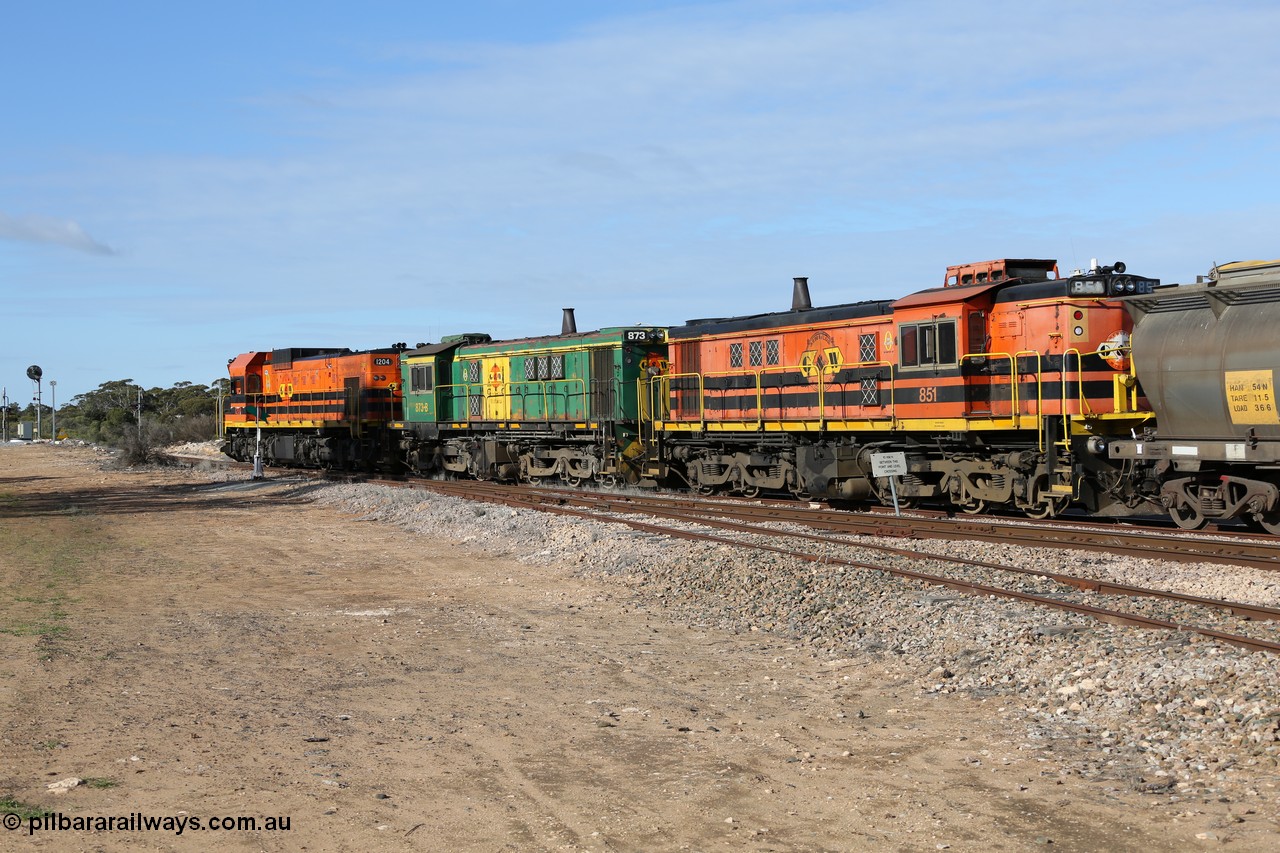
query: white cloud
0 212 116 255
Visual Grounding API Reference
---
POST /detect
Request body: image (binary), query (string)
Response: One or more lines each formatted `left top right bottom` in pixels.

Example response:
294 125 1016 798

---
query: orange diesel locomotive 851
641 259 1155 519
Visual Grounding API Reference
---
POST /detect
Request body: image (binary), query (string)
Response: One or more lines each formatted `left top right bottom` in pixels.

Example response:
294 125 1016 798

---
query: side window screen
921 325 936 363
900 326 919 367
938 322 956 364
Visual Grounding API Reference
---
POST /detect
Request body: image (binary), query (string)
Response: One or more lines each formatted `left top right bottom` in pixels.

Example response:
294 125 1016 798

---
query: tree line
4 378 229 447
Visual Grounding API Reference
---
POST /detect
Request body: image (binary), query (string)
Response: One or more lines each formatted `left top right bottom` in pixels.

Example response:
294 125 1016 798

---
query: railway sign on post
870 451 908 516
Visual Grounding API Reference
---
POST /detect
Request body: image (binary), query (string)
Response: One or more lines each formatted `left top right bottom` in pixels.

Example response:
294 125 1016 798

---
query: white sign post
869 451 908 516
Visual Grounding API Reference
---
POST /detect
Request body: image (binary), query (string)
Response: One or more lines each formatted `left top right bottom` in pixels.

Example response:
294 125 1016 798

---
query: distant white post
252 425 264 480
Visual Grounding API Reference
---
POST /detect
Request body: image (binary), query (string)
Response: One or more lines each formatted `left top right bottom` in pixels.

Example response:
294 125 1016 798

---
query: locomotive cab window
899 319 957 368
409 365 433 393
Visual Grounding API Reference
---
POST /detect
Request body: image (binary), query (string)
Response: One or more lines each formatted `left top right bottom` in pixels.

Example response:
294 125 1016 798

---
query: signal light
1073 310 1084 320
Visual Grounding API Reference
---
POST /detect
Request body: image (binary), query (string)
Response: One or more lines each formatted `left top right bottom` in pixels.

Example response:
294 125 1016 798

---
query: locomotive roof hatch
944 259 1058 287
269 347 350 368
407 340 469 356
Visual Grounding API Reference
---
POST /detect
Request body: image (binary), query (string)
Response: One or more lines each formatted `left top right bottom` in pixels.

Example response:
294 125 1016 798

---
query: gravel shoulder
0 444 1277 851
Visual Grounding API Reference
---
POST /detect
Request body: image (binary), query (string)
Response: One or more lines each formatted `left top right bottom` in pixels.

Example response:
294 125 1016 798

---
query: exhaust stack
561 308 577 335
791 276 812 311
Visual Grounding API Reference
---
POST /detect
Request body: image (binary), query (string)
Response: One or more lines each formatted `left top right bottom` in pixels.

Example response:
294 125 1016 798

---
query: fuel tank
1124 261 1280 439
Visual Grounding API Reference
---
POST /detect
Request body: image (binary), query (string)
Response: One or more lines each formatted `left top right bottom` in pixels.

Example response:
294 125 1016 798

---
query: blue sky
3 0 1278 406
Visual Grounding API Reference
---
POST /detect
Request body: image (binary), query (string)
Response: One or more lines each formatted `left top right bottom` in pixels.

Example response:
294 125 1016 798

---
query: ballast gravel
309 481 1280 809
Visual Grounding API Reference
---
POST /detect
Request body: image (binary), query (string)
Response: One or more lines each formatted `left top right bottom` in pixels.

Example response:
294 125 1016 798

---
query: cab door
964 309 993 416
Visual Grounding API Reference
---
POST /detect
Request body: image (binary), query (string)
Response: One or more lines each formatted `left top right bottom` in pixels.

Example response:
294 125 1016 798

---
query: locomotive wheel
599 474 620 489
1024 496 1068 520
1252 511 1280 536
738 484 761 499
959 499 987 515
1169 503 1210 531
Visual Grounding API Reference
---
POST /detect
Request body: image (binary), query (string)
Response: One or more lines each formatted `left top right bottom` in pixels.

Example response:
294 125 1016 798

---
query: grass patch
0 595 71 639
0 517 105 656
0 796 49 819
82 778 118 789
0 621 69 638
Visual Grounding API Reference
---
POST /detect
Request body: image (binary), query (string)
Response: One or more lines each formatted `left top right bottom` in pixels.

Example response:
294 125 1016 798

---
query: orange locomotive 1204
223 346 406 470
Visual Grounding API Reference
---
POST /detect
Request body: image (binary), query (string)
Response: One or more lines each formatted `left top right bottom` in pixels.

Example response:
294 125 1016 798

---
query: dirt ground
0 445 1275 851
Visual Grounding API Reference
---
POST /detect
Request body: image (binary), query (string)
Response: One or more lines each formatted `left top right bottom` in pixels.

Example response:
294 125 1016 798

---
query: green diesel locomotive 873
392 309 667 485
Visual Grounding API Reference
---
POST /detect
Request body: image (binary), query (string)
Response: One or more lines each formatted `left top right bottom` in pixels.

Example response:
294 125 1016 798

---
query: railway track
379 478 1280 655
176 451 1280 568
172 453 1280 652
415 480 1280 572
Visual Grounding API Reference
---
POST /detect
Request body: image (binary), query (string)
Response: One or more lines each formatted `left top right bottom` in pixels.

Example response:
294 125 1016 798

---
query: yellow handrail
1012 351 1044 449
700 369 764 429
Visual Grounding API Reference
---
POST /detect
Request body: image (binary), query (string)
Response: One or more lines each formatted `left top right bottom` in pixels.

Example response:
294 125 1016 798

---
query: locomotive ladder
1042 411 1074 496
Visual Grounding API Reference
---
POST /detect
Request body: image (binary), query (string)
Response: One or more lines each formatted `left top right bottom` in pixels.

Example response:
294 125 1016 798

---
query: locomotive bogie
674 446 798 497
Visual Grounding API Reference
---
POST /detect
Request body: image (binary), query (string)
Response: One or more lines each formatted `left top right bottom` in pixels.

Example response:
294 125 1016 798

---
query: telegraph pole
49 380 56 441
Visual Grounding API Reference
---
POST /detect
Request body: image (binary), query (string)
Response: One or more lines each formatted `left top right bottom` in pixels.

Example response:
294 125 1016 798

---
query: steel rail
541 486 1280 571
400 479 1280 654
415 480 1280 622
180 454 1280 565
